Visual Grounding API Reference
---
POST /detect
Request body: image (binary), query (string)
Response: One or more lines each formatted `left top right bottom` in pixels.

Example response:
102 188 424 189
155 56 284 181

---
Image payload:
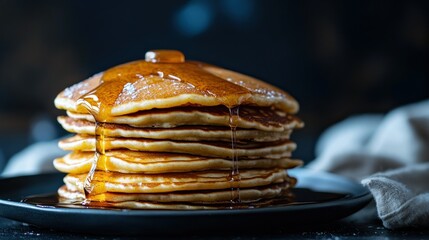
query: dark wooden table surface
1 201 428 240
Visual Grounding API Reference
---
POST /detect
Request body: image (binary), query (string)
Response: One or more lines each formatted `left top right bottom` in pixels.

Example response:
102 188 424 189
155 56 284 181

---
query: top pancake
54 53 299 118
65 105 303 131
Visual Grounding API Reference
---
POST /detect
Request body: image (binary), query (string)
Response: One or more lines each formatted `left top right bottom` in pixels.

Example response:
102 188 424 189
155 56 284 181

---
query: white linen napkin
2 140 65 177
308 100 429 229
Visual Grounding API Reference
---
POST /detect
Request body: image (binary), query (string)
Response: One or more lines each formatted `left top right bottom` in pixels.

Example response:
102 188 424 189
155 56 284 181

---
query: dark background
0 0 428 171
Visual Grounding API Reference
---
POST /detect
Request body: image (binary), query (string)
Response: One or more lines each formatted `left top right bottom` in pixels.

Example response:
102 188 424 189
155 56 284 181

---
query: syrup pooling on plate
22 187 348 210
77 50 251 206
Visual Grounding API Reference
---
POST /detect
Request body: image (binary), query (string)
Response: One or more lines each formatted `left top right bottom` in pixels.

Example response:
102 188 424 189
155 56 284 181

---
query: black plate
0 169 372 235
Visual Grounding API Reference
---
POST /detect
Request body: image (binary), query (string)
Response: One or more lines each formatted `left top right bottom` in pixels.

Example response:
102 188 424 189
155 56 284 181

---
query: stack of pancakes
53 50 303 209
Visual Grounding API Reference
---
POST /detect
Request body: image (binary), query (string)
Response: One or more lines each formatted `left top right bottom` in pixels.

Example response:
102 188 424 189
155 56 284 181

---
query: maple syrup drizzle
76 74 111 201
228 106 241 205
74 50 251 207
83 122 108 201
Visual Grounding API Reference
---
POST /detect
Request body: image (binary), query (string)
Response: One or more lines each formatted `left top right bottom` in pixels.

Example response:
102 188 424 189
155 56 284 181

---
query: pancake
58 182 295 209
54 60 299 117
59 181 294 204
54 150 303 174
59 135 296 158
65 105 304 131
52 50 303 210
64 168 288 194
58 116 292 142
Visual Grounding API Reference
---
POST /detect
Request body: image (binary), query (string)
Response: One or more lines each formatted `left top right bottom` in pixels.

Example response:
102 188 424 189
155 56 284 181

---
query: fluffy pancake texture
54 150 302 174
53 50 303 209
59 135 296 158
58 116 293 142
63 169 289 194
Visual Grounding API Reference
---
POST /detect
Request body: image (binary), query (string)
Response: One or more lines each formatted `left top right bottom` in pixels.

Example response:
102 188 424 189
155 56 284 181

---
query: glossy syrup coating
78 50 249 121
56 50 299 120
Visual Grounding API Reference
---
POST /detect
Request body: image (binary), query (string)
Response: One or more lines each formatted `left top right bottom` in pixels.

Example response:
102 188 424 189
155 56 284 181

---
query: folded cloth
308 100 429 229
362 163 429 229
2 139 66 177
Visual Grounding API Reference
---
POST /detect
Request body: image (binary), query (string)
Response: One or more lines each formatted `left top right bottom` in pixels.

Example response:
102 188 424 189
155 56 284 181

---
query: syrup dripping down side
83 122 108 203
76 82 111 203
228 106 241 205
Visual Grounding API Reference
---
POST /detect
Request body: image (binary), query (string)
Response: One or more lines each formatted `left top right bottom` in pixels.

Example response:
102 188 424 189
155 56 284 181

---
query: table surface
0 202 428 240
